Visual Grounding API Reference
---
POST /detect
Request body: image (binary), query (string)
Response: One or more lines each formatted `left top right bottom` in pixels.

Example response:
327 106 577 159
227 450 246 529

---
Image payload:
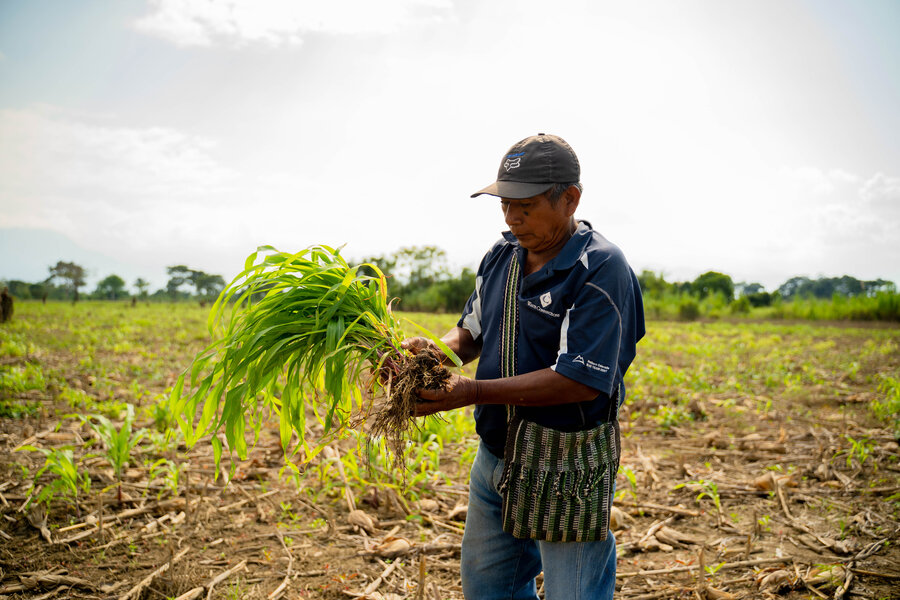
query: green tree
637 270 672 296
736 282 765 297
133 277 149 299
191 271 226 299
166 266 226 300
95 274 127 300
774 276 892 300
360 246 455 310
3 280 31 299
395 246 450 292
29 281 49 302
166 265 191 299
357 247 481 312
692 271 734 301
48 261 87 302
433 267 477 312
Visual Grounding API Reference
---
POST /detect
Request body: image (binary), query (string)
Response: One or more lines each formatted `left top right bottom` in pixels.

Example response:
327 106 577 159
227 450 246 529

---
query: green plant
872 375 900 437
678 299 701 321
148 458 183 498
837 517 849 540
649 404 692 429
152 397 174 433
0 398 40 418
145 428 180 455
675 478 722 525
59 386 94 410
169 245 460 471
0 362 46 394
80 404 145 502
841 435 875 469
19 445 90 514
756 397 773 415
225 577 245 600
619 466 641 512
279 501 300 522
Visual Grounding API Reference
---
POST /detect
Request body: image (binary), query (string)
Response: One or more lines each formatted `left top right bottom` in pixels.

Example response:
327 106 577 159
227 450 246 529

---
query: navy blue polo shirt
458 220 645 458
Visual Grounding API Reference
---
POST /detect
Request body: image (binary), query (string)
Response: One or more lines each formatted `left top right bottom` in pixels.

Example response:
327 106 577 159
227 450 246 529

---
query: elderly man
403 133 644 600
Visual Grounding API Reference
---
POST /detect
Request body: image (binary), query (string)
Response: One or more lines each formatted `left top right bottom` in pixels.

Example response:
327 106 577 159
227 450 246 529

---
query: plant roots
370 349 451 463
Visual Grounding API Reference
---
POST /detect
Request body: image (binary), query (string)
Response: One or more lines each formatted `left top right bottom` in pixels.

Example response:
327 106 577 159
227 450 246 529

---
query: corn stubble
169 244 458 470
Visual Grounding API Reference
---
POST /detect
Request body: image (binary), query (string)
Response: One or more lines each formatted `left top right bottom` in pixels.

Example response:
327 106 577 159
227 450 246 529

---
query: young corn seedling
18 446 91 516
619 465 642 515
675 478 723 526
170 245 460 471
81 404 146 504
148 458 183 499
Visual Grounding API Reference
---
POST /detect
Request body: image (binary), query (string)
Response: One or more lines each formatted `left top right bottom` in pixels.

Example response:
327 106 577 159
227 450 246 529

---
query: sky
1 0 898 293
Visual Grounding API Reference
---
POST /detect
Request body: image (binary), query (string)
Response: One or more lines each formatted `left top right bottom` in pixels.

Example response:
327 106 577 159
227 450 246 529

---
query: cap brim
470 181 554 199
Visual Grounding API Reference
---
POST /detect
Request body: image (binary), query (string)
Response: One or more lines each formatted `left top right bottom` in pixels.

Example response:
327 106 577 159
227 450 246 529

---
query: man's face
501 189 577 253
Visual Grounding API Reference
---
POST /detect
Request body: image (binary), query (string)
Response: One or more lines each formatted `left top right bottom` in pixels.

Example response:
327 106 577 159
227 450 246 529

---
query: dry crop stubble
2 303 899 599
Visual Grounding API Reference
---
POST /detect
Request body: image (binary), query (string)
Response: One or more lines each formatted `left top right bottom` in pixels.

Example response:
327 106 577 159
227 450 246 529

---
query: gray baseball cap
471 133 581 199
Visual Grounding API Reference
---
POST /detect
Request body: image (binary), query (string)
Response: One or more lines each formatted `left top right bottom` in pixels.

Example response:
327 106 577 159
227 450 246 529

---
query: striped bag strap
500 252 521 421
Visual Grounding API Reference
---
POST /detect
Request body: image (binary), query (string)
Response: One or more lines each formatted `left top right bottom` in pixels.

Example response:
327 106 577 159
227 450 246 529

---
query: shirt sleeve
456 255 488 341
551 279 623 395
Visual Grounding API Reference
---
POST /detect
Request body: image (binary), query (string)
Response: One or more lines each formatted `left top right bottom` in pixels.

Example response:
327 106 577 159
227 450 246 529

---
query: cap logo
504 157 521 171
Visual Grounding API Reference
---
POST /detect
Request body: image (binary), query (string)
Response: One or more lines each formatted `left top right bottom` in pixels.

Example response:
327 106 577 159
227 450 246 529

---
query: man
402 133 644 599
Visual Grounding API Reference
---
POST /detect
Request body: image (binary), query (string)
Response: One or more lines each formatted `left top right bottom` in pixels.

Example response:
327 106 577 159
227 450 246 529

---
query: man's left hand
413 373 478 416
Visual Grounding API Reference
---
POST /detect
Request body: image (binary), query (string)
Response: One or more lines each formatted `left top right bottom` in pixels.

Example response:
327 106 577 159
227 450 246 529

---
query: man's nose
504 205 523 226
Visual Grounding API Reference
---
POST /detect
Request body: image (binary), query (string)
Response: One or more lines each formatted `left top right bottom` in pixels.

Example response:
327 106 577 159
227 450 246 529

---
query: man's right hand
400 337 447 362
400 326 481 368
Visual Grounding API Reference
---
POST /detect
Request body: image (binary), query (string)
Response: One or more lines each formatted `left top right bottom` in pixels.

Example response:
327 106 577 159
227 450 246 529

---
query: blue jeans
461 441 617 600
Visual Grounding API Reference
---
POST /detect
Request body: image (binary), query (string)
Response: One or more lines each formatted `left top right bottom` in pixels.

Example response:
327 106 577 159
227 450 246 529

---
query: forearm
473 368 599 407
414 367 600 416
439 326 481 366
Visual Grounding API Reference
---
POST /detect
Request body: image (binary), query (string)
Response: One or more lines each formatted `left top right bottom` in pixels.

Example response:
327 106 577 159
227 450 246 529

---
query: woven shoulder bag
496 252 621 543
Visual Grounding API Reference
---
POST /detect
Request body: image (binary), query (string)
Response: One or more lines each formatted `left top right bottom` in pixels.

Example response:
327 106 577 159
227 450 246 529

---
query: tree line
638 270 897 321
1 261 226 303
2 254 896 320
638 270 895 304
358 246 475 313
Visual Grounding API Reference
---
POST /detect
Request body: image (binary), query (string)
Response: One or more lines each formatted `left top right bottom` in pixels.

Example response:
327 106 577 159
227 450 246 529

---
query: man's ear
564 185 581 217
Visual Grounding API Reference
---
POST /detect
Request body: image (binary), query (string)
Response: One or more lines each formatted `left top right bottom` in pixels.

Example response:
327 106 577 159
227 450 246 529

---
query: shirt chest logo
525 297 561 318
540 291 552 307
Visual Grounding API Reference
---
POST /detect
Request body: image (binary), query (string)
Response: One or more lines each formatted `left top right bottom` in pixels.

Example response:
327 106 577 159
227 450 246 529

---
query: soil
1 322 899 600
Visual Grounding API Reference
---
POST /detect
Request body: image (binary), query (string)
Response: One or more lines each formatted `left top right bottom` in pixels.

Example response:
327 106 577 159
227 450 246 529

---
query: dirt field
1 304 898 599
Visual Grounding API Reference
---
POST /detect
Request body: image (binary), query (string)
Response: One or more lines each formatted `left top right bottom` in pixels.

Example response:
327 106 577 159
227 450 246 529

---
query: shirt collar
501 220 593 273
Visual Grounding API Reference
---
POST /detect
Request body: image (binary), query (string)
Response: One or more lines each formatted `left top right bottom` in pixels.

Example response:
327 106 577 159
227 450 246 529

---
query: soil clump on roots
370 349 452 460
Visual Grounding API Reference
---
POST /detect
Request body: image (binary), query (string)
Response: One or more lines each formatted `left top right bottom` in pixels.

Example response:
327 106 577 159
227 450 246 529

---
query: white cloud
134 0 454 47
0 106 233 200
769 166 900 278
0 106 375 286
790 166 860 196
860 172 900 211
0 107 240 271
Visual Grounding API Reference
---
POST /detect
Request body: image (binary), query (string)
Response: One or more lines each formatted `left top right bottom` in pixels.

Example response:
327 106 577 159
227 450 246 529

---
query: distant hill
0 228 159 290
